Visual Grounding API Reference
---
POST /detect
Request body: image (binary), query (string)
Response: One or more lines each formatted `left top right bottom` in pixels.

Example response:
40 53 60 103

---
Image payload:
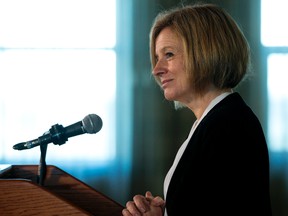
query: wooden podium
0 165 124 215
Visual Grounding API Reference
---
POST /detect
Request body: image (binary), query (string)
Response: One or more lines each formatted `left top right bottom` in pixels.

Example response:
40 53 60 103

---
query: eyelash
165 52 174 58
155 52 174 63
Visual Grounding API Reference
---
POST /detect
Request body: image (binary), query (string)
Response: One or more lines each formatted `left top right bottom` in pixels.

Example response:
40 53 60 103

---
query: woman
122 3 272 216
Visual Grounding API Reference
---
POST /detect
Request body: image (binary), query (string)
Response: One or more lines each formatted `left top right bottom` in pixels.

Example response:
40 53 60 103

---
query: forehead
155 27 182 53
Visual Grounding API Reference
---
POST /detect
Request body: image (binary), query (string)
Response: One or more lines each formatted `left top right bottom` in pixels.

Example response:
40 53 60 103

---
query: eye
165 52 174 59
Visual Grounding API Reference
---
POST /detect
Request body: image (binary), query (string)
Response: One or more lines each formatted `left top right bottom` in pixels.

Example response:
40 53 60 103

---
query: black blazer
166 93 272 216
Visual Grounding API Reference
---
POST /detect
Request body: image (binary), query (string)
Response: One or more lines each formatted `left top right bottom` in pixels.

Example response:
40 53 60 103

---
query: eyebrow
156 45 183 59
156 45 180 53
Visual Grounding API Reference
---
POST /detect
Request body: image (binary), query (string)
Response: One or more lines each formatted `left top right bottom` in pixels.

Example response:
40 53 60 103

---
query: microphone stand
36 125 65 186
37 143 48 186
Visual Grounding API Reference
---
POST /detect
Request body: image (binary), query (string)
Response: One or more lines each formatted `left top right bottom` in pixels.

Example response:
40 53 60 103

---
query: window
0 0 117 165
261 0 288 151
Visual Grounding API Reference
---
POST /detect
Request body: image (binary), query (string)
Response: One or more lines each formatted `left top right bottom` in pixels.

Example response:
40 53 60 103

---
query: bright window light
0 0 115 48
0 0 116 165
267 54 288 151
261 0 288 46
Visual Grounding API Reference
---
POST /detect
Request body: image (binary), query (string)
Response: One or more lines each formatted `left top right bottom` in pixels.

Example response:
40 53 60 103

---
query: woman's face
153 27 193 103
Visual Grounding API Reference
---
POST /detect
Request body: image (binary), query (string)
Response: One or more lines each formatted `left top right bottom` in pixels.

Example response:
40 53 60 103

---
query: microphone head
82 114 103 134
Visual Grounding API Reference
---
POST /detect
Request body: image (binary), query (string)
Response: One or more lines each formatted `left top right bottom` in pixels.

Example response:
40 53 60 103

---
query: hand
122 191 165 216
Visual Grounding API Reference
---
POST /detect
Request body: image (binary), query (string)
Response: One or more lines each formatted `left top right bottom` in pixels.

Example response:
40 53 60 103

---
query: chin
164 92 176 101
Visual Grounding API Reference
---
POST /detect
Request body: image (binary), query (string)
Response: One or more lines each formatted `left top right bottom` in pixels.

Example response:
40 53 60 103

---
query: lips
161 79 173 88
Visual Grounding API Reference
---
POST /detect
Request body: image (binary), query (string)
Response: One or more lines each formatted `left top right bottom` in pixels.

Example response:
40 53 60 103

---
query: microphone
13 114 103 150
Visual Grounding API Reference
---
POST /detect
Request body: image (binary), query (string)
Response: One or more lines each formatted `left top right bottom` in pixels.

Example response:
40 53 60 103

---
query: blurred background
0 0 287 215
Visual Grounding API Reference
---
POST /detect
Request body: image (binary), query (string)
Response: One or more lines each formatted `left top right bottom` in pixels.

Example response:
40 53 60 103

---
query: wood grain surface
0 165 124 216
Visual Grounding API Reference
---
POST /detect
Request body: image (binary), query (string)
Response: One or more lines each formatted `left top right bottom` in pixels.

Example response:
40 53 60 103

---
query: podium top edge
0 164 12 174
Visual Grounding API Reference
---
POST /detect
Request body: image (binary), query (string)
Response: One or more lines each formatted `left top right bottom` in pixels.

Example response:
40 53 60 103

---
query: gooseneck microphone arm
14 124 67 150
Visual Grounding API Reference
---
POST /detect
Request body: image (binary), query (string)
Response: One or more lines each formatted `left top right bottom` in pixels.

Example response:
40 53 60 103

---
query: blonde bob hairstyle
150 3 250 94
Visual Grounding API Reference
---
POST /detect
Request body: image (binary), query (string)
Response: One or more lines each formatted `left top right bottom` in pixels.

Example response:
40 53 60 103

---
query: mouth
161 79 173 89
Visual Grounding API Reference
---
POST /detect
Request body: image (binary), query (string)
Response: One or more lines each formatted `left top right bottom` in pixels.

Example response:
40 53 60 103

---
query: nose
152 59 167 77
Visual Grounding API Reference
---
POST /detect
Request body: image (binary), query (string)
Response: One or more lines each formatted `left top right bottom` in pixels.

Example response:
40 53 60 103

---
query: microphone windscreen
82 114 103 134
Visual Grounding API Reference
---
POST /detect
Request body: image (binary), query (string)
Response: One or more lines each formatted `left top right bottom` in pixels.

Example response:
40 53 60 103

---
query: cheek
174 62 188 80
178 70 192 91
173 58 186 73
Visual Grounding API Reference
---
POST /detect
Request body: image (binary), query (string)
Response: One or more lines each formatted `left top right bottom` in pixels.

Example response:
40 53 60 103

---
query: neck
186 87 232 119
